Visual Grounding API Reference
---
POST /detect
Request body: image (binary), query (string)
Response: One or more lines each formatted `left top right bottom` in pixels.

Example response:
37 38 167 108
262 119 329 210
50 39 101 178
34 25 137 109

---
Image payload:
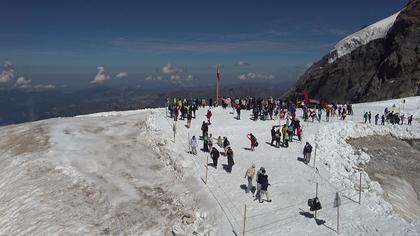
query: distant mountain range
289 0 420 103
0 82 290 126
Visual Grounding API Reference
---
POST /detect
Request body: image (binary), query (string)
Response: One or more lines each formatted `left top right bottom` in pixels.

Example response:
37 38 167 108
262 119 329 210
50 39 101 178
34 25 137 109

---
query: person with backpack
381 114 385 125
247 133 258 151
257 169 271 203
191 136 198 155
244 164 256 194
303 142 313 165
368 112 372 123
226 147 234 173
206 110 212 124
375 114 379 125
210 147 220 168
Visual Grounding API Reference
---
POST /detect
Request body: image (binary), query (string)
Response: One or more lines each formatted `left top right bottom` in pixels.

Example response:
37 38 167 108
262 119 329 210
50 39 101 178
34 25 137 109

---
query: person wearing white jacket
191 136 198 155
244 164 256 194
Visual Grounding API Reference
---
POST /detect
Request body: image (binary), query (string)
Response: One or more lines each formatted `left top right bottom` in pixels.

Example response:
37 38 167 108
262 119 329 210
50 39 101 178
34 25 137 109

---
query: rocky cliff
290 0 420 103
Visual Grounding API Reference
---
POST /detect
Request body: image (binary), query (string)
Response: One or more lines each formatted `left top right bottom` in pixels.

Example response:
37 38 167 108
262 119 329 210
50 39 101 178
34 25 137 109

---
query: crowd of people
363 105 414 126
167 96 415 206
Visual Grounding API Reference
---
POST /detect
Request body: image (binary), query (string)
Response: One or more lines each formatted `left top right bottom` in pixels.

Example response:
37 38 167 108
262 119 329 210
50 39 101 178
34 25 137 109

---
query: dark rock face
291 0 420 103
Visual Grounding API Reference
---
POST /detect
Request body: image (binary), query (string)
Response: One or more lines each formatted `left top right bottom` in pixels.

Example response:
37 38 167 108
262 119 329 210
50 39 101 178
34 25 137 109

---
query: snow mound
328 11 400 63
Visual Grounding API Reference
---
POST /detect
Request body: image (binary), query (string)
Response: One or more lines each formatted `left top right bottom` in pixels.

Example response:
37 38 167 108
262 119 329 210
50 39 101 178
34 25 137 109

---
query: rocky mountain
289 0 420 103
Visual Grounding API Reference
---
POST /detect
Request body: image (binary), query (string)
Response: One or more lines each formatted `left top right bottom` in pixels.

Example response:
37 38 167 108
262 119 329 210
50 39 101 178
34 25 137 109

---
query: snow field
153 96 420 235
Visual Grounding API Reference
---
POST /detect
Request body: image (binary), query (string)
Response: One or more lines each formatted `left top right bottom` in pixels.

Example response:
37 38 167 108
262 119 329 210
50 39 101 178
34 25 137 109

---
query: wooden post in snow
315 182 319 219
205 155 209 184
188 132 191 153
334 192 341 235
359 172 362 205
242 204 247 236
313 143 317 169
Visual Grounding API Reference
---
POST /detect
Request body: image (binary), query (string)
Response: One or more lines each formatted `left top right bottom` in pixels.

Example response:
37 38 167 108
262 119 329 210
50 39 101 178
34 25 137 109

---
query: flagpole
216 65 220 106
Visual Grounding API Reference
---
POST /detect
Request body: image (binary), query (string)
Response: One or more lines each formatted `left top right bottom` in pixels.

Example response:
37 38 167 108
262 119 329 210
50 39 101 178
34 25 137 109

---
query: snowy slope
0 97 419 235
328 11 400 63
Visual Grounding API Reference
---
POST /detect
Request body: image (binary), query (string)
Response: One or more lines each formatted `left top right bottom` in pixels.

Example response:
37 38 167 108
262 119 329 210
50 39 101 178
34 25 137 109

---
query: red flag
216 65 221 81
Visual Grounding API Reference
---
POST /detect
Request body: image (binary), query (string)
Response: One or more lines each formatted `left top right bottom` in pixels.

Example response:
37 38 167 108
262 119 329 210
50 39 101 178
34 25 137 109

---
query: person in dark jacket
303 142 313 165
226 147 234 173
201 121 208 138
257 169 271 203
210 147 220 168
375 113 379 125
270 127 276 146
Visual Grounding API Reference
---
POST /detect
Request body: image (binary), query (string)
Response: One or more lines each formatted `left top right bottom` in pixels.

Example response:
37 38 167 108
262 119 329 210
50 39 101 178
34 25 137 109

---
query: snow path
154 97 420 235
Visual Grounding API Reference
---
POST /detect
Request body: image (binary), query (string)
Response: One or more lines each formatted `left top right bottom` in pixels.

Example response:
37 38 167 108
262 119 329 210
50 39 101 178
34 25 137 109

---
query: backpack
255 142 259 147
307 144 313 153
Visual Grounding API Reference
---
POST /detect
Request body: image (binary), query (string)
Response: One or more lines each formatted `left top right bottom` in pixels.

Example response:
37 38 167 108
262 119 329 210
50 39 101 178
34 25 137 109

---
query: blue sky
0 0 408 87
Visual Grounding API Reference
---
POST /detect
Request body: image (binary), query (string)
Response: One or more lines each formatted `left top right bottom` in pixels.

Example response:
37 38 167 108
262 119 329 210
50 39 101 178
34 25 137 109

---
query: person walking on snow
247 133 258 151
364 112 368 123
226 147 234 173
303 142 313 165
210 147 220 168
206 110 212 124
368 111 372 123
244 164 256 194
255 167 264 199
381 114 385 125
408 115 413 125
375 114 379 125
257 169 271 203
191 136 198 155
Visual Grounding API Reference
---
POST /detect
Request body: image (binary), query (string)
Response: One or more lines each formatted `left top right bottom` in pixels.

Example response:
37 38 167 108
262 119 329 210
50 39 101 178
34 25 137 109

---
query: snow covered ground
0 96 419 235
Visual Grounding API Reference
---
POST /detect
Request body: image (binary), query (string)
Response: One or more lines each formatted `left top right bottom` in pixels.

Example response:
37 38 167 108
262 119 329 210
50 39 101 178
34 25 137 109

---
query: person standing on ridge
368 111 372 123
375 113 379 125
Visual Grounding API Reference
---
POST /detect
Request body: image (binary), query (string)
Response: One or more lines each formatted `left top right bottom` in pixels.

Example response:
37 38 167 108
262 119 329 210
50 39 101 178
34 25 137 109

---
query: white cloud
145 64 194 84
116 72 128 79
234 61 250 67
0 61 15 83
91 66 111 83
161 63 182 74
34 84 56 89
238 72 275 81
15 77 32 86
